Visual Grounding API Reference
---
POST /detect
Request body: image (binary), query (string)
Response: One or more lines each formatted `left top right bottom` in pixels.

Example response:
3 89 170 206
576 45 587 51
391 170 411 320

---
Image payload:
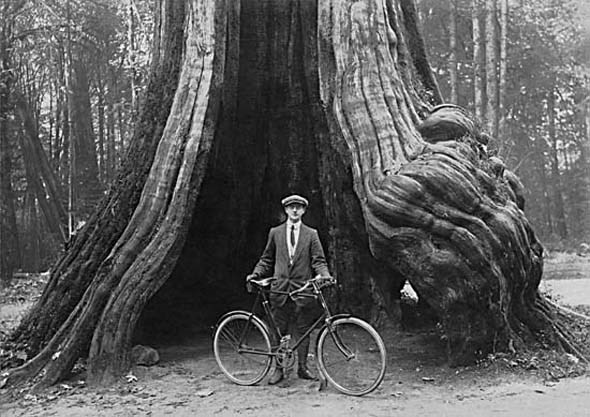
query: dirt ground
1 252 589 417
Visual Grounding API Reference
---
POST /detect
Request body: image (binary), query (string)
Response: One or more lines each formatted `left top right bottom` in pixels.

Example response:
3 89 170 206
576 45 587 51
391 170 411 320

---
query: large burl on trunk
2 0 584 388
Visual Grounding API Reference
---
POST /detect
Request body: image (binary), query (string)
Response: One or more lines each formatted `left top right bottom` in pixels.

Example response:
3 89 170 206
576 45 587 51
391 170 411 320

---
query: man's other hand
245 274 257 293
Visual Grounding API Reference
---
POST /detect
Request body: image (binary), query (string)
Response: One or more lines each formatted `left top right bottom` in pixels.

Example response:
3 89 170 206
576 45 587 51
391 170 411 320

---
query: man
247 194 331 385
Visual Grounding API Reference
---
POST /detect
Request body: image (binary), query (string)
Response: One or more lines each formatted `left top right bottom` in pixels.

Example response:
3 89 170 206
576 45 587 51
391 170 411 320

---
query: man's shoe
297 366 317 381
268 368 284 385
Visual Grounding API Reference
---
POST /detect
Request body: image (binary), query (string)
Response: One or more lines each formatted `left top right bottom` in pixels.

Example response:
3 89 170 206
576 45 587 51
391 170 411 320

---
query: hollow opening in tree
135 0 376 345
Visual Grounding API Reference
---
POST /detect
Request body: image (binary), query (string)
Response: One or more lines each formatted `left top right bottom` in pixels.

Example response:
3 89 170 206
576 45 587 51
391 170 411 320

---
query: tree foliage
0 0 153 276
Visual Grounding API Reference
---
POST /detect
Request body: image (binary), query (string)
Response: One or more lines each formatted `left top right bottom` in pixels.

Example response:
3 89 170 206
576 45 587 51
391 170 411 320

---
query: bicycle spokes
213 313 273 385
317 318 386 396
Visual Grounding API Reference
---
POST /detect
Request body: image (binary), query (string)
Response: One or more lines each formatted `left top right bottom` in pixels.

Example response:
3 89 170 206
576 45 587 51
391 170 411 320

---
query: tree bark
3 0 584 389
6 0 185 366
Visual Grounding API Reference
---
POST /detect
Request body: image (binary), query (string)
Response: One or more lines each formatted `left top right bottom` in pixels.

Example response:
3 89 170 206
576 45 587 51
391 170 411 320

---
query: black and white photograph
0 0 589 415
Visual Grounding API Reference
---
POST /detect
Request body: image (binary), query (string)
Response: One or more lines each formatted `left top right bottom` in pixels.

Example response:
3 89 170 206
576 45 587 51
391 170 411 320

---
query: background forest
0 0 589 282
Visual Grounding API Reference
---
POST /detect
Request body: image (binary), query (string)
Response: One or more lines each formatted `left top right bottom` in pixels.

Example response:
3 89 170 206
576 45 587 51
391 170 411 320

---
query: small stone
131 345 160 366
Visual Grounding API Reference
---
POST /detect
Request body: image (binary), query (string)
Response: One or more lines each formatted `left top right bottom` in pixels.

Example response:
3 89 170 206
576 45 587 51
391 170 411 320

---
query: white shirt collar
287 220 301 230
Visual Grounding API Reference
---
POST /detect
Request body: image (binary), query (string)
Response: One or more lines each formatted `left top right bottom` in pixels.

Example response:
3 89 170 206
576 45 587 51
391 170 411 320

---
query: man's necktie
290 225 296 247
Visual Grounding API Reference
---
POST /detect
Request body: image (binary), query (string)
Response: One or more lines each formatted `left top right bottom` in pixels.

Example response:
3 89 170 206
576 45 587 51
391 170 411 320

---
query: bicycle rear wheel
213 312 272 385
317 317 386 396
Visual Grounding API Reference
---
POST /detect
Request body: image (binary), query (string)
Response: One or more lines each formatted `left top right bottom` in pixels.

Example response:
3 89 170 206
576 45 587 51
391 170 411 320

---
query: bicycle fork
323 317 356 361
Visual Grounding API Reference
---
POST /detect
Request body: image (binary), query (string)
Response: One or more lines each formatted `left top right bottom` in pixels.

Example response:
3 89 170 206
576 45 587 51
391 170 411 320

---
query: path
1 254 589 416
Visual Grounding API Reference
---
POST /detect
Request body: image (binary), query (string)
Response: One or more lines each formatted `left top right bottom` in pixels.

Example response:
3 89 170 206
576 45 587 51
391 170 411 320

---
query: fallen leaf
422 377 435 382
125 373 138 383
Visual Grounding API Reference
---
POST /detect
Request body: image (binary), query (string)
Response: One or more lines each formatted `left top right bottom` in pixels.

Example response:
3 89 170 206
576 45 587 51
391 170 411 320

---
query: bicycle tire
317 317 386 396
213 312 273 385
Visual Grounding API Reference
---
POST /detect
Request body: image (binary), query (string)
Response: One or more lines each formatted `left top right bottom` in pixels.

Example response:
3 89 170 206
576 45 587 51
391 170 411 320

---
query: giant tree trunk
3 0 583 389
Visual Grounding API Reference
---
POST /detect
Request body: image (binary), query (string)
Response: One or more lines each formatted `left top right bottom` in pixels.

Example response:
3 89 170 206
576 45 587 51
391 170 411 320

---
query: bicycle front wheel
213 312 272 386
317 317 386 396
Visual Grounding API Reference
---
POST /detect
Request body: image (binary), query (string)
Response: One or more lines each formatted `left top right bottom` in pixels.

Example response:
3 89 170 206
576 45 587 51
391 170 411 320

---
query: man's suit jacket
252 222 330 306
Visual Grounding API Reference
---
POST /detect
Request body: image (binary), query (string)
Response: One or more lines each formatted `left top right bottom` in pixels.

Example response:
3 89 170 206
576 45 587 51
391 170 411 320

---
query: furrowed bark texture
317 0 573 364
4 0 581 388
3 0 216 387
7 0 186 357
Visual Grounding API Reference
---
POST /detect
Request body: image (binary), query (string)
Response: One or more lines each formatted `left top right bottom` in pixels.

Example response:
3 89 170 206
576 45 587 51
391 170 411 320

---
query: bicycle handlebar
288 275 336 299
245 275 336 296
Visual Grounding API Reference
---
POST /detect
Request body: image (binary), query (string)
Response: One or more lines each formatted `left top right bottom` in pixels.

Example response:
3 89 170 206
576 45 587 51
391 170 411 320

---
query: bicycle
212 275 387 396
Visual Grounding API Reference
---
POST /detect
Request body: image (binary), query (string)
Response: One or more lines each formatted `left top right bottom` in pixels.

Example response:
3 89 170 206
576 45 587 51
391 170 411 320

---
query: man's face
284 203 306 223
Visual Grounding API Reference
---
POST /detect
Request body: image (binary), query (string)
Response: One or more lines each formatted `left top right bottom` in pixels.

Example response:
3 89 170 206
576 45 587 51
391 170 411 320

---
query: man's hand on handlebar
313 274 336 287
245 274 257 293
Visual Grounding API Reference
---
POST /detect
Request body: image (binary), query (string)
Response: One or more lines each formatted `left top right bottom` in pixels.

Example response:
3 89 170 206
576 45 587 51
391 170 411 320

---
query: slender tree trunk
497 0 507 142
398 0 443 106
532 135 553 235
485 0 498 139
547 91 567 239
22 187 41 272
0 0 23 283
127 0 138 119
472 0 485 120
65 11 75 237
52 79 63 175
15 95 68 242
0 93 19 284
106 96 116 183
449 0 458 104
96 69 107 183
581 101 590 238
117 104 126 161
71 60 103 219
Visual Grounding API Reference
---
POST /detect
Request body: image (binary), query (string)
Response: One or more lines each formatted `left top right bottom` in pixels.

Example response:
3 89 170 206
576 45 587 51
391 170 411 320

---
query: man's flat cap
281 194 309 207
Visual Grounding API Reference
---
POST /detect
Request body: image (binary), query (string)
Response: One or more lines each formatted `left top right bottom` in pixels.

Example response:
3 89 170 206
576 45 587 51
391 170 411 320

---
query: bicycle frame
236 279 352 358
